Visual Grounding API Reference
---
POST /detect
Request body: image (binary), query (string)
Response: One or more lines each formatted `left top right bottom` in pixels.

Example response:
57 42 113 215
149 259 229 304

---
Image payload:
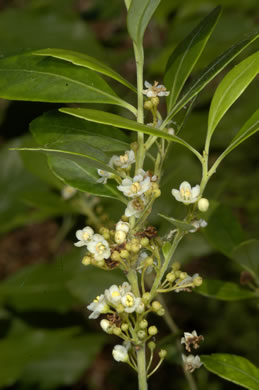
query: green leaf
33 48 136 92
164 29 259 124
59 107 202 161
203 204 245 256
201 354 259 390
207 51 259 140
162 242 172 258
164 6 221 111
127 0 161 45
232 240 259 281
195 279 256 300
158 213 194 231
0 53 136 114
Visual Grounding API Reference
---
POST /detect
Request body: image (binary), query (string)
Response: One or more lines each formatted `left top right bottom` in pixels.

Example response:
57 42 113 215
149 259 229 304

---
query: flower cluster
143 81 169 98
74 226 111 263
181 330 204 373
159 262 203 293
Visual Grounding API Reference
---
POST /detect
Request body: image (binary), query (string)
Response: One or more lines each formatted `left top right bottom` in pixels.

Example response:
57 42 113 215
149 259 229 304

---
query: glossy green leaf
232 240 259 281
203 204 245 256
164 29 259 124
207 51 259 140
0 53 136 114
195 279 256 300
158 213 194 231
127 0 161 45
59 107 202 161
33 48 136 92
164 6 221 111
201 354 259 390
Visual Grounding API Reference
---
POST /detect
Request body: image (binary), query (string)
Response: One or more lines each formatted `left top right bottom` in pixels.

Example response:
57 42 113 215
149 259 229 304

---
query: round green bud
116 304 125 313
172 261 181 271
140 237 149 247
148 326 158 336
111 251 121 261
153 189 161 198
113 327 121 336
144 257 153 267
158 349 167 359
157 308 165 316
139 319 148 329
120 249 129 259
125 242 132 251
166 272 176 283
138 330 146 339
198 198 209 212
142 292 151 303
121 323 129 332
81 256 91 266
121 215 129 222
151 301 162 312
179 272 188 280
151 96 160 106
175 270 181 278
131 243 141 253
148 341 156 350
193 275 203 286
99 227 109 235
102 231 110 240
144 100 153 111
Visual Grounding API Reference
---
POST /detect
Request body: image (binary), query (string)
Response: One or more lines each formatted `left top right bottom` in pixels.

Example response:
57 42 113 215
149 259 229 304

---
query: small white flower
182 354 203 372
112 345 129 362
114 230 127 244
143 81 170 98
61 185 77 200
168 127 175 136
172 181 200 204
120 282 131 295
181 330 204 352
100 319 112 333
121 292 141 313
135 301 145 313
74 226 94 247
87 294 110 319
116 220 130 234
190 219 207 233
125 196 147 218
117 169 151 198
105 285 123 305
175 273 201 292
111 150 135 169
97 169 112 184
87 234 111 261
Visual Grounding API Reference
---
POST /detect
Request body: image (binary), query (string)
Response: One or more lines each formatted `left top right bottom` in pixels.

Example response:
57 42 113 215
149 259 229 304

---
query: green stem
137 345 148 390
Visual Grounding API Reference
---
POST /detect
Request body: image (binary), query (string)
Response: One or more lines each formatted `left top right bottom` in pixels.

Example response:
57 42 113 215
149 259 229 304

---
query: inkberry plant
0 1 258 389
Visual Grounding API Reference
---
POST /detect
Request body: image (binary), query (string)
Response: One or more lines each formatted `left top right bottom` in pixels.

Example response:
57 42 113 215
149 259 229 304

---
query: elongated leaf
0 53 136 114
33 48 136 92
207 51 259 139
232 240 259 280
164 6 221 111
159 213 194 231
214 109 259 165
201 354 259 390
164 29 259 124
127 0 161 45
59 107 202 161
195 279 256 300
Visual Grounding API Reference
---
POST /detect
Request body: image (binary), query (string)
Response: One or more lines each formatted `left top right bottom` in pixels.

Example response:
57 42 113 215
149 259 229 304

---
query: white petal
180 181 191 192
144 81 151 88
74 241 86 247
191 185 200 198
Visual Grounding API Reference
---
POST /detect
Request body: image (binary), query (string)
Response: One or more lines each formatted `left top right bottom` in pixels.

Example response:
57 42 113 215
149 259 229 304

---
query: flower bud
82 256 91 266
148 341 156 350
142 292 151 303
112 345 128 362
116 304 125 313
131 243 141 253
193 275 203 287
198 198 209 212
115 230 127 244
140 237 149 247
153 189 161 198
159 349 167 359
157 308 165 316
148 326 158 336
111 251 121 261
100 319 111 333
166 272 176 283
140 319 148 329
144 100 153 110
113 327 122 336
151 301 162 312
121 215 129 222
120 249 129 259
138 330 146 339
144 257 153 267
180 272 188 280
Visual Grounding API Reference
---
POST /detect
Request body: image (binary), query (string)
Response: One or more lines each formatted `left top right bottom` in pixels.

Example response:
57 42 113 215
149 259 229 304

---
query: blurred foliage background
0 0 258 389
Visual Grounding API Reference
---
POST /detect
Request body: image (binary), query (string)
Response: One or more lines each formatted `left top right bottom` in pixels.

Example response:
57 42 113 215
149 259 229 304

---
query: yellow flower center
120 154 129 164
82 232 90 240
96 242 105 254
112 291 120 298
181 188 191 200
131 182 141 193
94 295 100 303
125 294 134 307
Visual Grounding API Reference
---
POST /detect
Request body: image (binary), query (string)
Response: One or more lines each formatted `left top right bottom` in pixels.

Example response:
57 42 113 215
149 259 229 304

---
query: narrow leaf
164 29 259 124
127 0 161 45
201 354 259 390
0 52 136 114
164 6 221 111
159 213 194 231
59 107 202 161
33 48 136 92
195 279 256 300
162 242 172 258
208 51 259 139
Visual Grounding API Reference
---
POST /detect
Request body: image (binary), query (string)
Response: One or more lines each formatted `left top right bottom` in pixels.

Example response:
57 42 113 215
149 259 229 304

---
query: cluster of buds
158 262 203 293
181 330 204 373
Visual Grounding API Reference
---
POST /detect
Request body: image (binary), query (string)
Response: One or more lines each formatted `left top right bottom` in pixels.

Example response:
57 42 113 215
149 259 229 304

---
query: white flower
112 345 129 362
172 181 200 204
116 220 130 234
97 169 112 184
181 330 204 352
117 169 151 198
114 230 127 244
74 226 94 247
135 301 145 313
87 294 110 319
182 354 203 372
190 219 208 233
105 283 131 306
111 150 135 169
120 282 131 295
87 234 111 261
121 292 141 313
100 319 112 333
125 196 147 218
143 81 170 98
61 185 77 200
168 127 175 136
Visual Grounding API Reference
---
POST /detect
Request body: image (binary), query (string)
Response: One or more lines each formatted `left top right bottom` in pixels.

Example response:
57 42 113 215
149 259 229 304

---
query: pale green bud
138 330 146 339
120 249 129 259
198 198 209 212
82 256 91 266
157 308 165 316
144 257 153 267
148 326 158 336
159 349 167 359
140 237 149 247
142 292 151 303
148 341 156 350
121 323 129 332
113 327 122 336
111 251 121 261
180 272 188 280
144 100 153 111
139 319 148 329
151 301 162 312
193 275 203 286
166 272 176 282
